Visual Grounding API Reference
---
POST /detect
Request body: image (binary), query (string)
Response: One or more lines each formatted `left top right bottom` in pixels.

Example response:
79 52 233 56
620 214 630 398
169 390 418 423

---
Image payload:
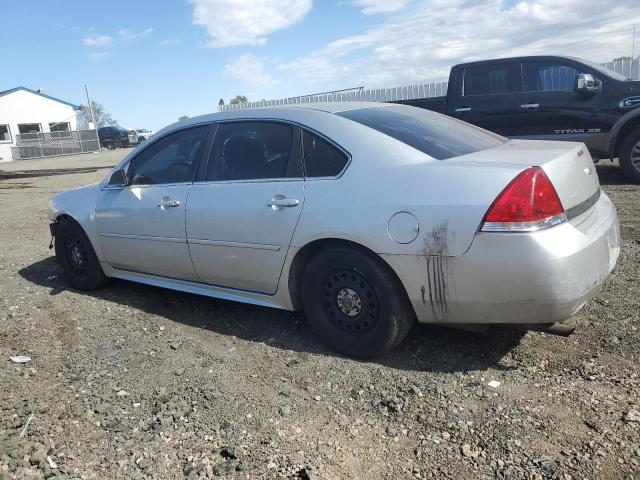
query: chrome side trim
187 238 280 251
565 189 601 221
98 232 186 243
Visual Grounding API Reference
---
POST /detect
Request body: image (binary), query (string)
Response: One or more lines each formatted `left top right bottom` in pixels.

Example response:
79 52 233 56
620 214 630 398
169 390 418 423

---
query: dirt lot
0 150 638 480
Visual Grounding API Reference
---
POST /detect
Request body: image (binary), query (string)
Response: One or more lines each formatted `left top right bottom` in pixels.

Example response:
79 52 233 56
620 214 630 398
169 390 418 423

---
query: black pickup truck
396 56 640 181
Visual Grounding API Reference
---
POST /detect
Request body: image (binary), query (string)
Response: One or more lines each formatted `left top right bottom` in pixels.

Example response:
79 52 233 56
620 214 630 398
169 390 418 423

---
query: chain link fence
11 129 100 160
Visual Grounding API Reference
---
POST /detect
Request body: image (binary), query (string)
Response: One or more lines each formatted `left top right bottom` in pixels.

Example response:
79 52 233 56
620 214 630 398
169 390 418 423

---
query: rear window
337 105 505 160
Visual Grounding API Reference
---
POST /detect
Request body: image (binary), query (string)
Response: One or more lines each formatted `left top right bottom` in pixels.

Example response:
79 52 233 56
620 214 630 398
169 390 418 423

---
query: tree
218 98 225 106
230 95 248 105
78 101 117 128
178 115 190 121
613 56 632 61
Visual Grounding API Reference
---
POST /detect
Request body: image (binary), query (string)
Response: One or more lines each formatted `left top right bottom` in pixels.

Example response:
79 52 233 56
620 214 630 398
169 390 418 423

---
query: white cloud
88 52 113 60
352 0 410 14
224 53 278 89
158 38 180 46
190 0 312 47
83 35 113 47
279 0 640 90
118 28 154 42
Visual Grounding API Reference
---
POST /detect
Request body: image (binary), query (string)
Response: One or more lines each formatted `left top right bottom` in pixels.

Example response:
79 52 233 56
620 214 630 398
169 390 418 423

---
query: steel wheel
321 268 381 335
64 234 89 276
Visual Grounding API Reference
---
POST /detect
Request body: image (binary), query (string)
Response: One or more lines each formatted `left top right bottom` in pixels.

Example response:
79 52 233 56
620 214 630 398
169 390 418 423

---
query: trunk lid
451 139 600 211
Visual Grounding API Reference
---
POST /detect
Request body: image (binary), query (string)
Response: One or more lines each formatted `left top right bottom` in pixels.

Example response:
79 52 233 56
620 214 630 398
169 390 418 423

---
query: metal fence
219 57 640 112
11 129 100 160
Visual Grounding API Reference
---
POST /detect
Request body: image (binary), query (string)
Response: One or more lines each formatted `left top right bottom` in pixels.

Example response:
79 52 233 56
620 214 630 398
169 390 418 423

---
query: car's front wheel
619 127 640 183
301 247 414 358
54 218 108 291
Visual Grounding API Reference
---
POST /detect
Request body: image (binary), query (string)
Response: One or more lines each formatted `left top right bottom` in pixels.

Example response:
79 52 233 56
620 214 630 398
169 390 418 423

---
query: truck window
337 105 505 160
464 64 519 96
522 62 579 92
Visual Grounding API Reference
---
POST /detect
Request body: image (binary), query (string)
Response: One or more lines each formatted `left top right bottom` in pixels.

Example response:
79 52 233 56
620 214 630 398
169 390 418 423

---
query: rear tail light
481 166 565 232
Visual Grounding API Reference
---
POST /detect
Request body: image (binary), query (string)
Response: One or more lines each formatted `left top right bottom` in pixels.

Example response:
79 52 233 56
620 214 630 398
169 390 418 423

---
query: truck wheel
54 218 108 291
619 128 640 183
301 247 414 358
106 143 114 150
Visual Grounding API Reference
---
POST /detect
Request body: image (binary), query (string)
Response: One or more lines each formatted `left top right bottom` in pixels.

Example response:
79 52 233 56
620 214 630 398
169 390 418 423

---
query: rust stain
422 222 449 321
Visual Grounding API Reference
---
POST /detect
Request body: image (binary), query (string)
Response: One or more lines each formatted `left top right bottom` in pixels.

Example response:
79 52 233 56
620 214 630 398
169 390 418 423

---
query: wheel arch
286 237 413 313
610 109 640 158
53 212 105 262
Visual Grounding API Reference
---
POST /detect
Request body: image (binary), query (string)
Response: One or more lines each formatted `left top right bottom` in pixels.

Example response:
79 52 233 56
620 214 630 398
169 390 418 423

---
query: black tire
54 218 108 291
301 247 414 358
619 127 640 183
106 142 114 150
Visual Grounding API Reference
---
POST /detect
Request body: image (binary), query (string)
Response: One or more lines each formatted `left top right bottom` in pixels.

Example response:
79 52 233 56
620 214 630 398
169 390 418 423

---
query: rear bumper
383 191 620 324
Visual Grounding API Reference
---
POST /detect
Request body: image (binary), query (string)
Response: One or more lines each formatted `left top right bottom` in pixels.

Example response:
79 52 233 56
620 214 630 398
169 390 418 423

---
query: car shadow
595 160 632 186
19 256 525 374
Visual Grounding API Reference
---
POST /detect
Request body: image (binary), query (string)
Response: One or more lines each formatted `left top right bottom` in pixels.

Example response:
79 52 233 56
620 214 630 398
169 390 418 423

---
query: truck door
448 61 523 136
513 60 610 152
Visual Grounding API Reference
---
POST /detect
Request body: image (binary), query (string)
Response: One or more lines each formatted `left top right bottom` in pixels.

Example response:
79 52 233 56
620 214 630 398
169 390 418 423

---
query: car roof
169 101 388 132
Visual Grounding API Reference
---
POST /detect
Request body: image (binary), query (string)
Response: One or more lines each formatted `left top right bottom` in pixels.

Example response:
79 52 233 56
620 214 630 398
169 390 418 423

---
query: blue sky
2 0 639 130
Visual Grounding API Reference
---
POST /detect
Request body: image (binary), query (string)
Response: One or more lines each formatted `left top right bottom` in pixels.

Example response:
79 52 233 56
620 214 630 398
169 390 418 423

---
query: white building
0 86 81 162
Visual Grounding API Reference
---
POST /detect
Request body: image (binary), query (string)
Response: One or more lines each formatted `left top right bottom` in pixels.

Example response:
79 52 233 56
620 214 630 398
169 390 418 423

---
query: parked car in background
395 56 640 181
134 129 155 142
126 129 139 146
97 126 130 149
49 103 619 358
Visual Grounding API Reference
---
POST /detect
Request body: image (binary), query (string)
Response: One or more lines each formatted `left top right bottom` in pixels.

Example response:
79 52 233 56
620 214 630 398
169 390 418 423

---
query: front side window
337 105 505 160
205 122 299 181
0 124 11 142
126 125 209 185
302 130 348 177
464 64 518 95
522 62 580 92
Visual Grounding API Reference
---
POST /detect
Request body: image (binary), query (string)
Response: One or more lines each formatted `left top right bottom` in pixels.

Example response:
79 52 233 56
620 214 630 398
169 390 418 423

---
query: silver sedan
48 103 620 357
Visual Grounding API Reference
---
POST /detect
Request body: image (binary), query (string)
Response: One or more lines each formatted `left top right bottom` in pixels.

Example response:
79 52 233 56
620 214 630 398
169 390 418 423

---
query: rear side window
205 122 300 181
522 62 579 92
337 105 505 160
302 130 348 177
464 64 519 95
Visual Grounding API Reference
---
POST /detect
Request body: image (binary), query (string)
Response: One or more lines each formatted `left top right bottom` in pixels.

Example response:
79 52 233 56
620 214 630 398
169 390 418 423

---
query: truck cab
400 56 640 181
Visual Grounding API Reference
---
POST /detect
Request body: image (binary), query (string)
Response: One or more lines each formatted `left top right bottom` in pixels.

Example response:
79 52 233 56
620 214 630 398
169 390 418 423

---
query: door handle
520 103 540 109
454 107 471 112
157 197 180 210
266 197 300 210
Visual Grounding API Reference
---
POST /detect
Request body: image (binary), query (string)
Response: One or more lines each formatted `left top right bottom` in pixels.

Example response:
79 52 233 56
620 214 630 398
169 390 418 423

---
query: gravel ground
0 151 638 480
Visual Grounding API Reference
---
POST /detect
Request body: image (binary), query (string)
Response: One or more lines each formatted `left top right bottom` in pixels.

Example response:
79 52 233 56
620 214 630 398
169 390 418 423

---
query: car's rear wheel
619 127 640 183
54 218 108 291
301 247 414 358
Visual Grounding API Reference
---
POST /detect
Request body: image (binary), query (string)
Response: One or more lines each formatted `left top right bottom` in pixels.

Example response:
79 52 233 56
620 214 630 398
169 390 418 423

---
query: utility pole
84 84 97 129
632 26 636 60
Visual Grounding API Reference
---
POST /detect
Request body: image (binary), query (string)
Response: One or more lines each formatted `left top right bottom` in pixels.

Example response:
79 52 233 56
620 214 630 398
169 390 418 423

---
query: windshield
570 57 630 81
337 105 506 160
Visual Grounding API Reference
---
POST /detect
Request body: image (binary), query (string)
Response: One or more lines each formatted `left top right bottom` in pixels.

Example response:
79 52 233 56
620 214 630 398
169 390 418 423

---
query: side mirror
576 73 598 94
107 169 127 187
